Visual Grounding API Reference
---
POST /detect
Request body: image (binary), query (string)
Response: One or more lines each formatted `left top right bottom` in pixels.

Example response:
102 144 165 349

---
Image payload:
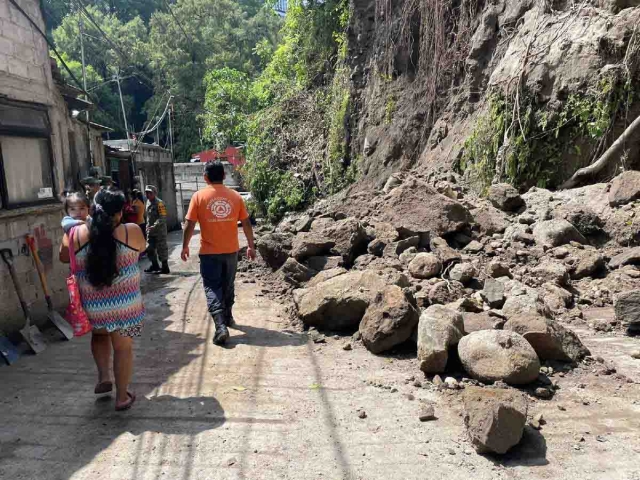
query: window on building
0 100 55 209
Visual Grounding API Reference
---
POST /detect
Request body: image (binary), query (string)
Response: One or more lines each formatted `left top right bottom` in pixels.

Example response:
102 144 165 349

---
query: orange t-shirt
185 185 249 254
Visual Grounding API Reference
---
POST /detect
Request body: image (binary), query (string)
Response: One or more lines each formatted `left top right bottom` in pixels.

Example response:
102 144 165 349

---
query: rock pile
256 171 640 450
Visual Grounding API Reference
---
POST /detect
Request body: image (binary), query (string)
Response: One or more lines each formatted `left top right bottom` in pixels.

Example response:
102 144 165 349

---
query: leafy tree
43 0 164 31
146 0 282 161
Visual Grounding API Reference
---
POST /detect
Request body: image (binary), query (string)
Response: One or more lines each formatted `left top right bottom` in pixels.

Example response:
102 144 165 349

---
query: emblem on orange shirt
208 198 232 219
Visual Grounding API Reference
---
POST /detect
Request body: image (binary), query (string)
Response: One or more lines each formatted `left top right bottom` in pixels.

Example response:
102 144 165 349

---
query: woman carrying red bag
60 189 146 411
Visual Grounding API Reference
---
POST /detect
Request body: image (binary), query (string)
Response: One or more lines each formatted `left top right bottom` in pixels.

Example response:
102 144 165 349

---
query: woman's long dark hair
87 189 125 288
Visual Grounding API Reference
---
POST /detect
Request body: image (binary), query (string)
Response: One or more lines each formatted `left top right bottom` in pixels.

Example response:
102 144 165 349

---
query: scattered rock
533 260 569 286
473 206 511 235
306 256 342 272
291 232 335 261
488 184 525 212
463 386 529 454
429 236 462 266
530 413 545 430
609 170 640 207
343 342 353 351
419 405 436 422
481 278 506 308
428 281 466 305
534 387 553 399
486 261 512 279
398 247 418 265
458 330 541 385
630 350 640 359
294 270 386 330
358 410 367 419
307 268 347 288
409 253 443 279
463 312 505 333
417 305 465 373
360 286 419 354
449 263 477 285
378 178 472 237
614 290 640 331
541 282 573 313
504 314 590 362
444 377 459 389
502 282 549 318
256 232 293 270
464 240 484 254
533 219 586 247
367 238 386 257
279 258 316 286
569 249 605 280
609 247 640 270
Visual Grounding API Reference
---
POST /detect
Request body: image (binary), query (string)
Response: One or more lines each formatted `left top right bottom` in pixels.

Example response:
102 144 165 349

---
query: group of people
58 160 255 412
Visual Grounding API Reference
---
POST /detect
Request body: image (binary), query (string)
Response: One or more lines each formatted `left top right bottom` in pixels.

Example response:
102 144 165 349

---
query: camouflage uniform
146 196 169 264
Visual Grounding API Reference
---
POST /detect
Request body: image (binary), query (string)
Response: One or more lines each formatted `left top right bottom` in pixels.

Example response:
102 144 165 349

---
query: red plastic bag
65 228 91 337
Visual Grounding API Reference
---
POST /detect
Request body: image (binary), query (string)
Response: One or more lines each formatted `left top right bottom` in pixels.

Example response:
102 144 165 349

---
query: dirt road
1 229 639 479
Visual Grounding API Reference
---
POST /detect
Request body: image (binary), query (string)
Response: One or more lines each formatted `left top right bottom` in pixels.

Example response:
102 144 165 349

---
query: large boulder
488 183 525 212
279 258 316 287
568 249 605 280
463 386 528 455
417 305 465 373
323 217 369 266
609 247 640 270
532 260 569 286
256 232 293 270
360 286 419 354
307 267 347 288
504 314 590 362
501 281 549 318
408 253 442 279
473 205 511 235
291 232 335 261
614 290 640 331
377 178 472 237
541 283 573 313
533 219 586 247
463 312 505 333
458 330 540 385
609 170 640 207
305 255 342 272
294 270 387 330
486 261 512 279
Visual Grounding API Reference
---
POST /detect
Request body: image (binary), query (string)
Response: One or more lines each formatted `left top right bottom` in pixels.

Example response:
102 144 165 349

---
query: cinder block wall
0 0 73 333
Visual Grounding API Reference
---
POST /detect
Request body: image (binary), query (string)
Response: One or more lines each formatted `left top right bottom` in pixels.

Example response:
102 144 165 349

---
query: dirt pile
254 169 640 454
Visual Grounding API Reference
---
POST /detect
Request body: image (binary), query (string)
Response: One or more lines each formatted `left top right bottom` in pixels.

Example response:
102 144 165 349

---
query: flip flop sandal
115 392 136 412
94 381 113 394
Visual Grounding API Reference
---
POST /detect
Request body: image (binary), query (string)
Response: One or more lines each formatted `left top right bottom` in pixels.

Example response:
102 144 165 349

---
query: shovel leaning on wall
0 248 47 354
25 235 74 340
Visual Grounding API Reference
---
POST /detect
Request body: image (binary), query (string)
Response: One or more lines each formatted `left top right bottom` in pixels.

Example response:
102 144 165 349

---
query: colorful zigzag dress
74 228 145 337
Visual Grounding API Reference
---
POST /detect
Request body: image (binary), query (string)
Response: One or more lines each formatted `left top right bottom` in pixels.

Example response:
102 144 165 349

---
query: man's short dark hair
205 160 225 183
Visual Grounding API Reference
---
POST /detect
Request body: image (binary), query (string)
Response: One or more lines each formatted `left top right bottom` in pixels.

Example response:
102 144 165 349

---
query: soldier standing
145 185 170 274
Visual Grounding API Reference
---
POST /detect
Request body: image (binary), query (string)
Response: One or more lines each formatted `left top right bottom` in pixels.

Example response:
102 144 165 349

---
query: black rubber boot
224 309 235 327
145 262 160 274
213 314 230 345
160 261 170 274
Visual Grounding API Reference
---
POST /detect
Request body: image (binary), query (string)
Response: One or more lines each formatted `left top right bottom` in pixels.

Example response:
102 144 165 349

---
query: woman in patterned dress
60 189 146 411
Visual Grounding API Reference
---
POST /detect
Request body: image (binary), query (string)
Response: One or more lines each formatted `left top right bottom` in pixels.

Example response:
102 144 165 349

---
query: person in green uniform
144 185 170 274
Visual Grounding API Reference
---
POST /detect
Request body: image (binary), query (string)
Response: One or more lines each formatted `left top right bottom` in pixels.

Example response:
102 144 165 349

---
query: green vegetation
458 73 634 191
48 0 355 222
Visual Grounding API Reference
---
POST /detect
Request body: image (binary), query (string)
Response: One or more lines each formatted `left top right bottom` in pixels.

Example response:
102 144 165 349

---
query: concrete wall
0 0 95 333
104 141 180 231
173 162 241 222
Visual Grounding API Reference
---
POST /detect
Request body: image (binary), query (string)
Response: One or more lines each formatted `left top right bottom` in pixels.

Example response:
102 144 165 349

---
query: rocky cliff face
345 0 640 191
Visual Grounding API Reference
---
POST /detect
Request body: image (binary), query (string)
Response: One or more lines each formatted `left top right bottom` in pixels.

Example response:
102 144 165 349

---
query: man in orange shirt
181 161 256 345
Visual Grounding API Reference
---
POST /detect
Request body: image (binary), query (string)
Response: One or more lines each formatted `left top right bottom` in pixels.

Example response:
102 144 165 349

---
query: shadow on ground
0 261 225 480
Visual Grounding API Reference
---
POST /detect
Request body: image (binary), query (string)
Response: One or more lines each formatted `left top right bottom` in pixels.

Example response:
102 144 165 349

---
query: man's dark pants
200 253 238 322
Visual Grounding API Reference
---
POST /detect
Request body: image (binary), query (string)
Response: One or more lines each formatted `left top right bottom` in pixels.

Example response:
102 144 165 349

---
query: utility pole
78 7 94 167
115 69 136 175
168 101 174 161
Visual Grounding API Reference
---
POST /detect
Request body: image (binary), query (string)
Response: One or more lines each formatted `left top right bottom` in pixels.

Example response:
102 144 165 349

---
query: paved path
1 230 640 479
